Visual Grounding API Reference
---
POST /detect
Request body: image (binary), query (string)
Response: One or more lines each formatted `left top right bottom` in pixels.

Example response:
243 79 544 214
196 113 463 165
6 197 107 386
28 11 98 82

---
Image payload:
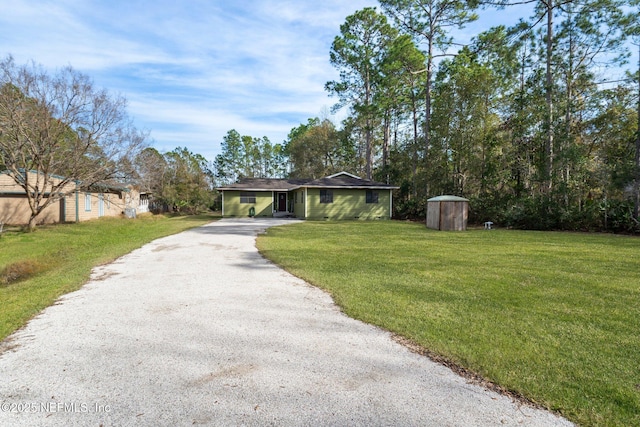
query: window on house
366 190 379 204
320 189 333 204
240 192 256 203
85 193 91 211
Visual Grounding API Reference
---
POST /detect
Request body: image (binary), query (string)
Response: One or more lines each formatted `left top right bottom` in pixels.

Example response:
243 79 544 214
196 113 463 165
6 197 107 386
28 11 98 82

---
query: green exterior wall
293 189 306 219
223 188 393 219
305 188 391 220
223 191 273 217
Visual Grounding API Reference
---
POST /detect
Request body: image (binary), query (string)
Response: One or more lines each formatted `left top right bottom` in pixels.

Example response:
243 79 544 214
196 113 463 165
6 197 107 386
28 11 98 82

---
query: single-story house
0 170 148 225
217 172 399 220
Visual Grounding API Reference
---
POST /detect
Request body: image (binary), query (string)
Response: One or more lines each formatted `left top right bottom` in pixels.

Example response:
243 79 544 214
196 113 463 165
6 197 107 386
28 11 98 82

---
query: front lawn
0 213 218 342
257 221 640 427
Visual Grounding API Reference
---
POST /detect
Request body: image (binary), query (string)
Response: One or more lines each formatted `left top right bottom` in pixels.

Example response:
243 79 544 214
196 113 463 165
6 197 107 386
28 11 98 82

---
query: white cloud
0 0 375 161
6 0 634 164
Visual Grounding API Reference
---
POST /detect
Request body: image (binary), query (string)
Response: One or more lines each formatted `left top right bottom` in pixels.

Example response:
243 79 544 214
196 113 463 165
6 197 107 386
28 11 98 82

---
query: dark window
320 189 333 204
366 190 379 204
240 192 256 203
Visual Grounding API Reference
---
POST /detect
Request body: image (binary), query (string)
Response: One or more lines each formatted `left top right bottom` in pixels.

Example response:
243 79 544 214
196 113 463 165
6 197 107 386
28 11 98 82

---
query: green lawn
0 213 218 341
257 221 640 427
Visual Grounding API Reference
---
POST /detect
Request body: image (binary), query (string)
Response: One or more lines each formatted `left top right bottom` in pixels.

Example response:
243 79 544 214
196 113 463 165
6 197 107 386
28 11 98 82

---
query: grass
256 221 640 427
0 213 218 341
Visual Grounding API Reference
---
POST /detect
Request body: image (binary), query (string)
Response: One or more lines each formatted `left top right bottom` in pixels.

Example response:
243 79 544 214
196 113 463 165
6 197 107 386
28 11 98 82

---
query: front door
278 193 287 212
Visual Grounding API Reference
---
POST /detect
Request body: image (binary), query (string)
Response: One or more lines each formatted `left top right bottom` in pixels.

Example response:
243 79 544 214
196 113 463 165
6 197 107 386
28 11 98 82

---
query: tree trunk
365 118 373 180
27 215 38 232
424 35 434 203
412 92 419 198
545 0 555 193
365 68 373 180
424 35 434 223
564 9 574 208
515 44 528 198
383 112 391 171
635 42 640 220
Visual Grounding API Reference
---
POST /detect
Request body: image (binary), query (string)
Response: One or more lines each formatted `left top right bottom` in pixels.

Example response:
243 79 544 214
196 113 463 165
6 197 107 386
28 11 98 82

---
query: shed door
278 193 287 211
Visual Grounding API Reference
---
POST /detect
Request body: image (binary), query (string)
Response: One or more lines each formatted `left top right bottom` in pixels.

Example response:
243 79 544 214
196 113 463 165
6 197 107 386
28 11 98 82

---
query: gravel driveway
0 218 573 426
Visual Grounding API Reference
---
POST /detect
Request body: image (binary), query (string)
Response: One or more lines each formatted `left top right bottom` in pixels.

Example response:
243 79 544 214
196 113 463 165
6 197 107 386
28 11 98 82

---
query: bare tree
133 147 168 195
0 56 147 230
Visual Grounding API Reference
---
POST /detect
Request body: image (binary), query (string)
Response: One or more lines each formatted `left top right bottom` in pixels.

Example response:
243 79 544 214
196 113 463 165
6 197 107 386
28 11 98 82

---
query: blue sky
1 1 636 162
1 0 381 161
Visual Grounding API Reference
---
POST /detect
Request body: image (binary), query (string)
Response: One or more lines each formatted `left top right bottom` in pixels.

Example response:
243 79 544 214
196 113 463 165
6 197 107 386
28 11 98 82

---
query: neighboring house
217 172 399 220
0 170 145 225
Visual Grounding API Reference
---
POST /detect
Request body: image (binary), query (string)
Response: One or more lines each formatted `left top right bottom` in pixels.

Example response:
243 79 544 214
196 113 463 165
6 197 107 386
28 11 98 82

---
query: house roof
216 178 307 192
1 169 132 193
1 168 74 183
216 172 399 191
303 174 396 189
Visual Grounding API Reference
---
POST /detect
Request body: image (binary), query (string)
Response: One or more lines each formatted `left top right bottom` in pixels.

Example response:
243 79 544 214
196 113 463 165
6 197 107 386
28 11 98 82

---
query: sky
1 1 636 163
1 0 380 161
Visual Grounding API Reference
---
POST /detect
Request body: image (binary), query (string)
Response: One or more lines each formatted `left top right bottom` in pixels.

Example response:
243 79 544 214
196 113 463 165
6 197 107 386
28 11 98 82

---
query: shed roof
427 195 469 202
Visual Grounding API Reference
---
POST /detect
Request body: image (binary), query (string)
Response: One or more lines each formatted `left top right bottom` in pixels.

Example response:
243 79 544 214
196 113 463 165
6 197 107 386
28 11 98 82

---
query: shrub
394 197 426 220
0 260 47 286
603 199 640 234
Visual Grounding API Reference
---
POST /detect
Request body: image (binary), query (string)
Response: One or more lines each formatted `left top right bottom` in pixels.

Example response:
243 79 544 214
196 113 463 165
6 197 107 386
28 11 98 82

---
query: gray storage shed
426 195 469 231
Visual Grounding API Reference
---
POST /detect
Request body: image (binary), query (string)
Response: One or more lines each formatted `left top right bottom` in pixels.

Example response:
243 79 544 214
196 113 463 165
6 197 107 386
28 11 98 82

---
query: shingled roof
217 178 303 191
217 172 399 191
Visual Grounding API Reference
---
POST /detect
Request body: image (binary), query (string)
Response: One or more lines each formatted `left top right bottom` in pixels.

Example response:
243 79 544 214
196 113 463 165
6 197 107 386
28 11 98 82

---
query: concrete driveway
0 218 573 426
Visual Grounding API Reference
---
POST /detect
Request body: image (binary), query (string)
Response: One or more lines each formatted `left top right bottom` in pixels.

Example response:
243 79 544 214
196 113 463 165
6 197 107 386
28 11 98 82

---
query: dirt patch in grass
0 260 49 286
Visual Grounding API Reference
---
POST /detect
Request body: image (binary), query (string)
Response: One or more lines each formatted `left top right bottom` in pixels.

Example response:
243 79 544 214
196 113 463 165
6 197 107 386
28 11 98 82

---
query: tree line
3 0 639 232
318 0 639 232
221 0 640 232
0 56 216 228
